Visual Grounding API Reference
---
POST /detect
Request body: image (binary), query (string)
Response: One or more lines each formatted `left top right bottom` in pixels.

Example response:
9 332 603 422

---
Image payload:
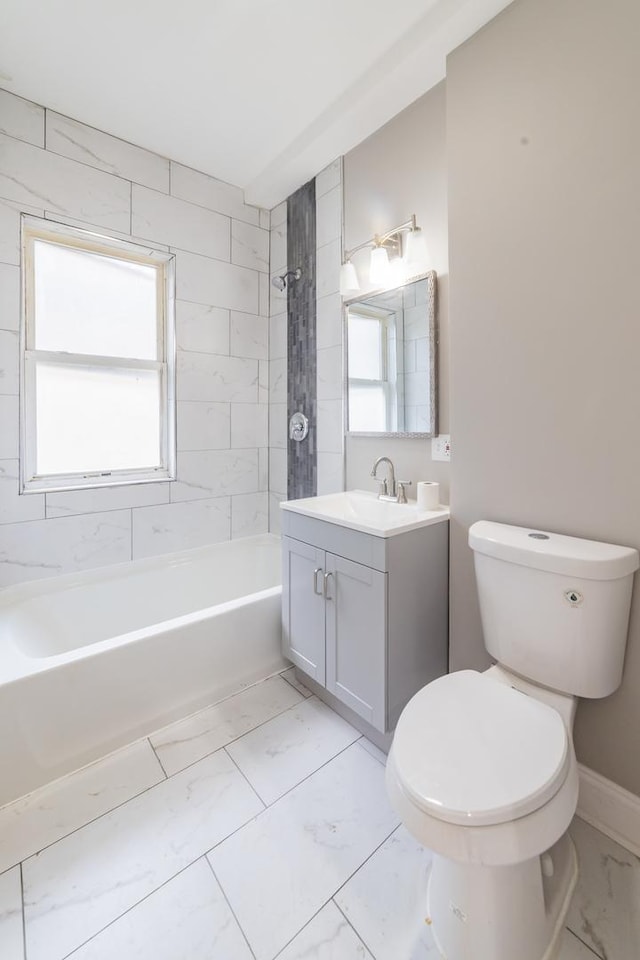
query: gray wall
448 0 640 794
343 84 450 501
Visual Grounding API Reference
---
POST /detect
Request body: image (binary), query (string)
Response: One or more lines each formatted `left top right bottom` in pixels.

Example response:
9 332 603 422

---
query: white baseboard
577 763 640 858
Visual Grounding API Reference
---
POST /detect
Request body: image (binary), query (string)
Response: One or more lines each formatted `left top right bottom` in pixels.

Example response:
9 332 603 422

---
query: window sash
20 216 176 494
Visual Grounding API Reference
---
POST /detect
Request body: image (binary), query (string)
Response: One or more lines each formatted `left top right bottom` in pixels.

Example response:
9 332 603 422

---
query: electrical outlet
432 434 451 462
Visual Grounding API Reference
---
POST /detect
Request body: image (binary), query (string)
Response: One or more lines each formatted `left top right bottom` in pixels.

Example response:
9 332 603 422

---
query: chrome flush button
564 589 583 606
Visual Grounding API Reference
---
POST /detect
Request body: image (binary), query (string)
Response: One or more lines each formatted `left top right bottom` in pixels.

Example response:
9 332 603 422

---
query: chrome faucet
370 458 413 503
371 456 396 499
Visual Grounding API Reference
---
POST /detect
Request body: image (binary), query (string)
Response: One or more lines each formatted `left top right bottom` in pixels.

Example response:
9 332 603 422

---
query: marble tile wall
0 88 270 587
315 158 345 495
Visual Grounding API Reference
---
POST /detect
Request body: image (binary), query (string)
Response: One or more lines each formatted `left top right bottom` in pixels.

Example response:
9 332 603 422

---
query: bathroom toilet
386 520 639 960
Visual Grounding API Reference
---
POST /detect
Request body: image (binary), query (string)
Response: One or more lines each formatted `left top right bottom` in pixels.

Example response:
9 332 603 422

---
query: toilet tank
469 521 639 698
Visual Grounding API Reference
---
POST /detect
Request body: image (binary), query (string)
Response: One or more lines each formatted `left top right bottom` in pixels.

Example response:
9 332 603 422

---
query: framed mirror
344 271 437 438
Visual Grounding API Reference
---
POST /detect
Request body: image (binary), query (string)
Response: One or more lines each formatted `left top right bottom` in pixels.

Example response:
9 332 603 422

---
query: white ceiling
0 0 513 209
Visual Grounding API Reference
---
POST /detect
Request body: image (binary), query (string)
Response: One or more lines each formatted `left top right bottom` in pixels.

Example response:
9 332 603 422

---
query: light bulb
339 260 360 295
369 246 391 285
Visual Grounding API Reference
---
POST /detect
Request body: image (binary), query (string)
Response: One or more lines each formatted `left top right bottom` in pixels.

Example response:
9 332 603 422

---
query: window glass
348 314 383 380
348 384 387 432
33 240 159 360
34 362 162 475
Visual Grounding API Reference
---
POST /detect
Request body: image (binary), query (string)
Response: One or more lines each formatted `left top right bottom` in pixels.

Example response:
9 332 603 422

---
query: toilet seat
392 670 570 827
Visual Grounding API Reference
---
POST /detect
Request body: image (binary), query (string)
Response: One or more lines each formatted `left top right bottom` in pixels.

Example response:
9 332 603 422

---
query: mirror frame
343 270 438 439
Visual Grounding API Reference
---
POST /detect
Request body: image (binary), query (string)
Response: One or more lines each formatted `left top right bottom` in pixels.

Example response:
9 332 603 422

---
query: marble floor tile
227 696 361 804
567 816 640 960
276 902 373 959
0 739 164 873
281 666 313 698
336 825 437 960
23 749 263 960
69 859 253 960
209 741 399 960
0 867 23 960
150 675 303 776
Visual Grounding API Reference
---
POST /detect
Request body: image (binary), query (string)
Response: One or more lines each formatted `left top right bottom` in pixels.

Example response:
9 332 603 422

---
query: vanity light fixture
339 215 428 295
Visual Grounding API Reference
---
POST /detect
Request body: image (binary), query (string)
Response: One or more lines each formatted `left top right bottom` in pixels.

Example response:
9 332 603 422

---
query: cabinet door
282 536 326 683
325 553 387 730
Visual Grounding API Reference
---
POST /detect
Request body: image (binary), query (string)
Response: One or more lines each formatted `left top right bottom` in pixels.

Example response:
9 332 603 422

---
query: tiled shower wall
0 88 270 587
268 158 344 532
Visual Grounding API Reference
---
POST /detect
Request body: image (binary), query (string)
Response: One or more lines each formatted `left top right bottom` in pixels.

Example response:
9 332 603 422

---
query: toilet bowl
387 521 639 960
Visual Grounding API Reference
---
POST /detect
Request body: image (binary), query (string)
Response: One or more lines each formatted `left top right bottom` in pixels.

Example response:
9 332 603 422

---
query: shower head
272 268 302 291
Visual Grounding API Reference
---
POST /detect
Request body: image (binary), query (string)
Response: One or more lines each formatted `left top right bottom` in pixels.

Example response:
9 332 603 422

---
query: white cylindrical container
417 481 439 511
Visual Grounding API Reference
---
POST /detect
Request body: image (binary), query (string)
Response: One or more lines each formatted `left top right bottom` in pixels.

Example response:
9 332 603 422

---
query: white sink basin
280 490 449 538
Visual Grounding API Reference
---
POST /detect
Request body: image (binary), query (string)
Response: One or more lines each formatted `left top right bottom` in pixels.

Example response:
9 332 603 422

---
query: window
347 310 395 432
21 217 176 493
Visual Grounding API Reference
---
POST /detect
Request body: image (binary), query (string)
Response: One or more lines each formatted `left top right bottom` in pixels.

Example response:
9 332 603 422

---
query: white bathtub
0 534 285 807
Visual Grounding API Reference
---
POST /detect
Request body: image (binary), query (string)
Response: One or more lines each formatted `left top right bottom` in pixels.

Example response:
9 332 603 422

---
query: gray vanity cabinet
281 508 449 737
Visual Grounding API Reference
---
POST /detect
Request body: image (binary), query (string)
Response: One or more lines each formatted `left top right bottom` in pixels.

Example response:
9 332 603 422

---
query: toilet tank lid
469 521 639 581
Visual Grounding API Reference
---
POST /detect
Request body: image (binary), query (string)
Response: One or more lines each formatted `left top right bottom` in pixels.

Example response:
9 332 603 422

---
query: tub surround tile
177 351 258 403
335 826 437 960
132 497 231 559
0 741 164 875
68 859 253 960
231 220 269 273
258 359 269 404
270 221 287 275
567 816 640 960
0 867 23 960
169 163 260 226
133 185 230 261
150 675 303 777
0 460 45 524
175 249 259 315
45 482 169 519
230 311 268 360
269 492 285 535
22 750 264 960
269 448 287 497
208 742 399 960
0 395 18 458
177 401 231 452
317 399 343 454
281 667 313 699
317 452 344 496
317 346 343 401
270 310 287 360
316 185 342 249
0 133 130 232
0 510 131 588
258 447 269 491
231 402 268 449
0 89 44 146
269 402 287 449
0 263 19 331
176 301 230 356
271 201 287 229
269 357 287 404
259 209 270 230
231 491 269 538
317 293 343 350
0 328 19 395
316 237 341 299
278 902 373 960
315 158 342 200
226 696 361 804
259 271 270 317
46 113 170 192
559 930 603 959
171 449 258 502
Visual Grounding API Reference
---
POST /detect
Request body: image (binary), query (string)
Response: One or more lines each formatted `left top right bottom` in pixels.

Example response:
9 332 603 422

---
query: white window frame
20 216 176 494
